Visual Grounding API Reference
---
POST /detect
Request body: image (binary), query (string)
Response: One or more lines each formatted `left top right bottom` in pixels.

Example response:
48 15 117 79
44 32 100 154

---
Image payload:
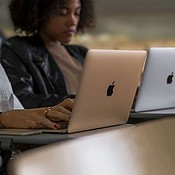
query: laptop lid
67 49 146 133
134 47 175 112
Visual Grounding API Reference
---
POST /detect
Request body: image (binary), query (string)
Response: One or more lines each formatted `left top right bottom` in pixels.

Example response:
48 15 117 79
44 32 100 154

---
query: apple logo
107 81 115 97
167 72 174 84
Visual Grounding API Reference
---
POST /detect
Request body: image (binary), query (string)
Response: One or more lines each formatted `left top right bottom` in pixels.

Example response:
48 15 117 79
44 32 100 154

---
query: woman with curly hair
1 0 95 109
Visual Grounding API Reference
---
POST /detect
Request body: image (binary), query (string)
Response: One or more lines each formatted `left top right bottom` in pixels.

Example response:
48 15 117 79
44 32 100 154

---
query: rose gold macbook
49 49 146 133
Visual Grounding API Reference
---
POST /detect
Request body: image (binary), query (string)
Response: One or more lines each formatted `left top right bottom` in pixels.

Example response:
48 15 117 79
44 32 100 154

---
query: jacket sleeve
1 42 66 108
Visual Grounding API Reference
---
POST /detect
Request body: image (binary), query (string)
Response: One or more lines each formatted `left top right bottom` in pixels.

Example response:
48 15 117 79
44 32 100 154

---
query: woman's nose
67 14 79 26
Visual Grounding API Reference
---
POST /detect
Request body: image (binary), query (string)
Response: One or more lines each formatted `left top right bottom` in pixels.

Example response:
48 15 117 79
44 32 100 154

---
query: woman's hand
45 98 74 122
0 98 74 129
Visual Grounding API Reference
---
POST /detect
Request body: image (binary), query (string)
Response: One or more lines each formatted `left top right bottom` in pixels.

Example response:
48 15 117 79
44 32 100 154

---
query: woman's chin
61 39 72 45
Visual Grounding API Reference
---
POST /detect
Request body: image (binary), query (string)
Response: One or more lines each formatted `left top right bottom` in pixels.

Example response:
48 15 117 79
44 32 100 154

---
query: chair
8 117 175 175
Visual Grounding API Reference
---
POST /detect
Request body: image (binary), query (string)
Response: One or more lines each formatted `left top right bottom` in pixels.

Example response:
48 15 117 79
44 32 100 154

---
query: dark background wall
1 0 175 49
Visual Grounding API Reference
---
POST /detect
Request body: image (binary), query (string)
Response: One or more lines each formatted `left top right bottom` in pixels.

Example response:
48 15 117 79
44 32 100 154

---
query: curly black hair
9 0 95 35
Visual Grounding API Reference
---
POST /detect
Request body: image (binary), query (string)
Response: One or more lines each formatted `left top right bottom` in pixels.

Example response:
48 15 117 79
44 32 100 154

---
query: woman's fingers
45 108 70 122
58 98 74 111
28 117 61 130
0 99 74 129
52 105 71 115
45 104 71 122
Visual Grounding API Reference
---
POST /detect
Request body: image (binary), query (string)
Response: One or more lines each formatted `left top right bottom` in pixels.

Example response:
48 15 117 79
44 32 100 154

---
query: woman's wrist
0 112 5 129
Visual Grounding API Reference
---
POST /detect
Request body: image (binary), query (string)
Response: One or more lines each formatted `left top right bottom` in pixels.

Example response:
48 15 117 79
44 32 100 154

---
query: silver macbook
0 49 146 135
134 47 175 113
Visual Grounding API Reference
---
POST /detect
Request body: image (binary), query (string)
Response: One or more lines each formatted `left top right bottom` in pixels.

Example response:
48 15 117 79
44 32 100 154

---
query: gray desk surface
130 108 175 118
129 111 175 124
0 124 133 151
8 117 175 175
1 110 174 150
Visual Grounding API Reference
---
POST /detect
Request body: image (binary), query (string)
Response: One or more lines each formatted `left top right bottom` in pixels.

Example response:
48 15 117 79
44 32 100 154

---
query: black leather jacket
1 35 87 108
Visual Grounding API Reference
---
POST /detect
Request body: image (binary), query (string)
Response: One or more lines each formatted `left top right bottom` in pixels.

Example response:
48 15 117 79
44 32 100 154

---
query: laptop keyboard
56 121 68 129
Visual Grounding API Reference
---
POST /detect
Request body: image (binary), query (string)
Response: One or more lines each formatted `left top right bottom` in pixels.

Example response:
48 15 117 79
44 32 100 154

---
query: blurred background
1 0 175 50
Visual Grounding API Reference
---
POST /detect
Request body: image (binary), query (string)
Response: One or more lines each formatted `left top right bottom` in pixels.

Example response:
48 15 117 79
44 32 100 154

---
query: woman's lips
64 29 76 35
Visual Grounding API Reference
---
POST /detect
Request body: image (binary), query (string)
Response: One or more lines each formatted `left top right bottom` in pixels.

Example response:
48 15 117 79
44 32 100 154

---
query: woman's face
40 0 81 44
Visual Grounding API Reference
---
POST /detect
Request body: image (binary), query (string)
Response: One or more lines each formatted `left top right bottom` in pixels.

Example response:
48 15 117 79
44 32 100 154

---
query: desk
0 124 133 151
8 117 175 175
1 111 174 149
129 110 175 123
0 124 133 171
1 114 172 172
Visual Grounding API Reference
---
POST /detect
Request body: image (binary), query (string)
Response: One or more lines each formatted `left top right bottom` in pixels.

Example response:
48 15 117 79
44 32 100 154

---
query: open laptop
53 49 146 133
0 49 146 135
132 47 175 117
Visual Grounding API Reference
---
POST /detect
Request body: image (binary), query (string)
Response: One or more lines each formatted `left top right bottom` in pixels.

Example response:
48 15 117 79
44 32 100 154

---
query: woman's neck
39 32 62 47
